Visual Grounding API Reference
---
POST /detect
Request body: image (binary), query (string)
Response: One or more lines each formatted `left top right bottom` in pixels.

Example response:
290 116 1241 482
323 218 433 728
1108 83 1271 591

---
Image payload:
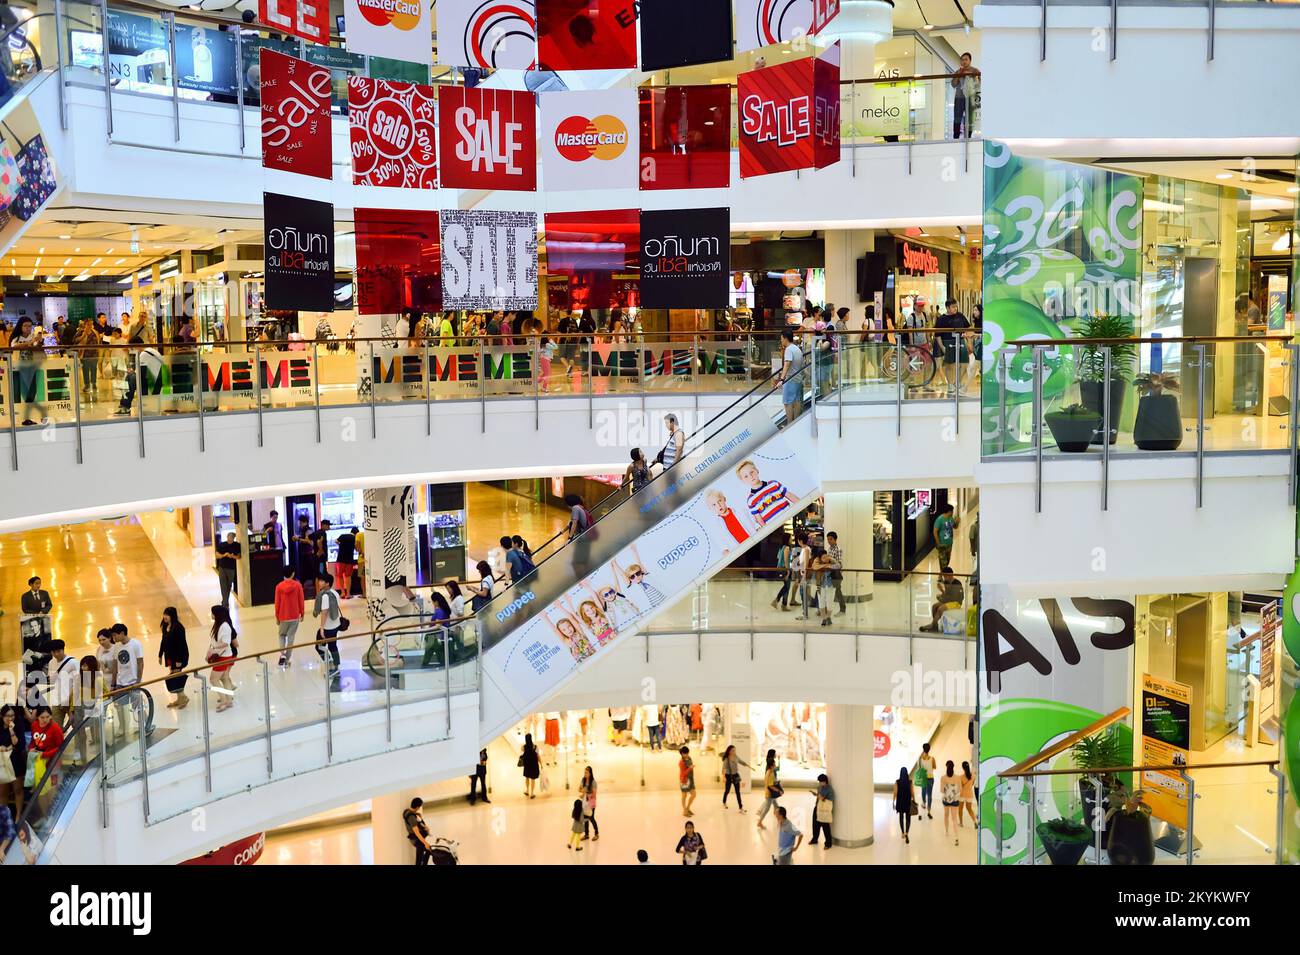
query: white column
371 787 425 865
822 490 874 603
822 229 877 312
825 703 875 847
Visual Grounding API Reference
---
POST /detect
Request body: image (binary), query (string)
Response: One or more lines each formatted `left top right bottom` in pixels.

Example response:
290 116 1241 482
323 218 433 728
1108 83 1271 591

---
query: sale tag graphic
348 77 438 189
441 209 538 310
258 0 331 45
438 86 537 192
260 49 333 180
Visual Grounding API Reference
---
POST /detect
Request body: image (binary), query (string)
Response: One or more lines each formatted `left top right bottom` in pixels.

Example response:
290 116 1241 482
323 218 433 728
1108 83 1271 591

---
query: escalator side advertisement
480 406 819 717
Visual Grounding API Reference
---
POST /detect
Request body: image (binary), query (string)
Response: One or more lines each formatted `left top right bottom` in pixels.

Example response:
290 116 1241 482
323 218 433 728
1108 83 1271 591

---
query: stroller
428 836 459 866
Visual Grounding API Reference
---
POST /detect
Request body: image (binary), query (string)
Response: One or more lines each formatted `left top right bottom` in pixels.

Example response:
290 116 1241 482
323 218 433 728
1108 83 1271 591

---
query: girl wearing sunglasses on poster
611 544 666 612
578 577 642 633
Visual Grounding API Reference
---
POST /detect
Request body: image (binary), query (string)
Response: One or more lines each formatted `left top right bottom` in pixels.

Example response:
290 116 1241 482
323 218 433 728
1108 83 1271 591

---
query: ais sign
438 86 537 191
738 43 839 179
260 50 332 180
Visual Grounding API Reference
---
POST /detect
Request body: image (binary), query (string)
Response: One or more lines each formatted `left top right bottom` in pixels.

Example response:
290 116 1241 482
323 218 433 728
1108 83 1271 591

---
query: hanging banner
1139 673 1192 830
343 0 432 65
638 85 731 191
737 44 840 179
639 207 729 309
437 86 537 192
735 0 839 53
536 0 637 71
440 209 538 310
437 0 537 69
539 89 637 192
263 192 336 312
258 0 331 45
543 209 638 312
639 0 732 70
260 50 333 180
1261 598 1278 701
354 208 442 315
347 77 438 188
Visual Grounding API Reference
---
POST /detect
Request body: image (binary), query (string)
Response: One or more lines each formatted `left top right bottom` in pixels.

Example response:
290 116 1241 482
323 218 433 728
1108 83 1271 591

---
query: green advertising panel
980 142 1143 453
1284 536 1300 864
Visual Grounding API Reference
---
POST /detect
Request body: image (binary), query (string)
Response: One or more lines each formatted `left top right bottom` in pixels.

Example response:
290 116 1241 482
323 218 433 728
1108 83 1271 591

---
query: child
576 600 615 648
735 459 800 530
547 610 596 663
580 577 641 632
539 336 556 392
612 543 665 612
705 489 750 552
568 799 585 851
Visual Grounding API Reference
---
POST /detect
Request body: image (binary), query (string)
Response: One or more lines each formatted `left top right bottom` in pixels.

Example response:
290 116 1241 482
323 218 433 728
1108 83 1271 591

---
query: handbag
816 797 834 824
697 845 708 862
770 782 784 799
12 135 56 221
908 801 919 817
0 751 15 785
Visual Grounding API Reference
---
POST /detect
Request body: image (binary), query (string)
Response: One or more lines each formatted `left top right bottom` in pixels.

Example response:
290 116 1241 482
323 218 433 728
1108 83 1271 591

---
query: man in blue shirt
774 806 803 865
501 537 535 584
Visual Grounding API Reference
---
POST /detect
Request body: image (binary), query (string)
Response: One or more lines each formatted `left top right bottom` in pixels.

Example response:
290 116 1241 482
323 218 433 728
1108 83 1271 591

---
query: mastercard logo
554 114 628 162
356 0 423 31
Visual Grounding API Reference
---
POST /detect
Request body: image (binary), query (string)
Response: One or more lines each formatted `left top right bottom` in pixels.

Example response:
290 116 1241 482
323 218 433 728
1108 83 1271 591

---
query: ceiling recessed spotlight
1215 172 1233 180
58 234 71 240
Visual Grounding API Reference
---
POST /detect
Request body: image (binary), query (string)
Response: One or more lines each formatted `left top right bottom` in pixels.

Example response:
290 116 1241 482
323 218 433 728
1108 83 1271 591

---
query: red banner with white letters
437 86 537 192
258 0 331 45
347 77 438 189
737 43 839 179
260 50 333 180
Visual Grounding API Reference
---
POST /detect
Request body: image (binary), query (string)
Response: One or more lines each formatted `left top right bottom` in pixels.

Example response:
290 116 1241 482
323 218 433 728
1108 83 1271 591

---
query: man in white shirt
643 703 662 751
313 572 343 671
48 640 78 729
109 623 145 740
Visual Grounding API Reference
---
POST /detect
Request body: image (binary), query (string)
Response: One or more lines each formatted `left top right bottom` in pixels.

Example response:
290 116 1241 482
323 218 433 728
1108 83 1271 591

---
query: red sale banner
260 50 333 180
737 43 839 179
258 0 331 45
536 0 636 70
437 86 537 192
348 78 438 189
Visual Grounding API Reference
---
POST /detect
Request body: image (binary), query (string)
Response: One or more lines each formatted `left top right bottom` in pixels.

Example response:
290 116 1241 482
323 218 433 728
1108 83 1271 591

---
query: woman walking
675 820 706 865
721 744 748 812
941 759 962 845
206 605 237 712
579 766 599 841
756 749 783 829
520 733 541 799
678 745 697 816
959 760 978 827
893 767 916 843
157 607 190 708
567 799 585 852
771 533 793 611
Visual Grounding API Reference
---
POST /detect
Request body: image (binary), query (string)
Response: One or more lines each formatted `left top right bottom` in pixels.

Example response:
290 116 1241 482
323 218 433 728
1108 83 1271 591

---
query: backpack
515 550 536 576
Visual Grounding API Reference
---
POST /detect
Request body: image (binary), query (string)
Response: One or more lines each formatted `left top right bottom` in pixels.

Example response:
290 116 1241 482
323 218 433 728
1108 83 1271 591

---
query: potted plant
1106 790 1156 865
1075 315 1136 444
1036 816 1093 866
1044 404 1102 453
1070 726 1127 833
1132 373 1183 451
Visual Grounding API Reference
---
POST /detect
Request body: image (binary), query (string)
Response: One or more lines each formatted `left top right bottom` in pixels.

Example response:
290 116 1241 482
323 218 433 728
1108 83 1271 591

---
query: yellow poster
1140 673 1192 829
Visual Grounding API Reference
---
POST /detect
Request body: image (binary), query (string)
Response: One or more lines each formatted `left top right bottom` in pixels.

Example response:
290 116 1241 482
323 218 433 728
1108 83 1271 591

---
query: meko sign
898 240 941 275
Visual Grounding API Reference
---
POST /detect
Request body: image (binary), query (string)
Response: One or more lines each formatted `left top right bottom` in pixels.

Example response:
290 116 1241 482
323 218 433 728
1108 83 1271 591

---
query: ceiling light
58 234 71 240
114 258 126 266
1288 186 1300 194
1215 173 1233 180
62 258 72 266
91 258 101 266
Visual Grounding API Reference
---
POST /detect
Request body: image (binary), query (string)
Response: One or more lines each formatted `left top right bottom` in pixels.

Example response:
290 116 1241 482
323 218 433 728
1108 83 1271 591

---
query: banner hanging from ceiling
738 43 840 179
258 0 331 45
440 209 538 310
263 192 335 312
638 85 731 191
438 86 537 191
536 0 637 71
543 209 639 312
259 50 333 180
639 0 733 70
735 0 839 53
539 89 637 192
347 77 438 188
437 0 537 69
639 207 729 309
342 0 432 65
354 207 442 315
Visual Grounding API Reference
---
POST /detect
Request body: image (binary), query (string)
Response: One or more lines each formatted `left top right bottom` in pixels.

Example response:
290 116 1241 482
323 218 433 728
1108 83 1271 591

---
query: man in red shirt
274 566 306 668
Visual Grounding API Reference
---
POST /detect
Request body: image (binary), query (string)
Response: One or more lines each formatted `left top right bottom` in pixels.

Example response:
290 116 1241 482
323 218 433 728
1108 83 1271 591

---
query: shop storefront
872 488 949 580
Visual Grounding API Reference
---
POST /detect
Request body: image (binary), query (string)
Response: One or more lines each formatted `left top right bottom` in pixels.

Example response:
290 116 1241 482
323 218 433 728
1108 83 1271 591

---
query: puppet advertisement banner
479 399 819 730
258 0 330 44
343 0 432 65
260 50 333 180
263 192 336 312
437 0 537 69
348 77 438 188
440 209 538 309
438 86 537 191
540 89 638 192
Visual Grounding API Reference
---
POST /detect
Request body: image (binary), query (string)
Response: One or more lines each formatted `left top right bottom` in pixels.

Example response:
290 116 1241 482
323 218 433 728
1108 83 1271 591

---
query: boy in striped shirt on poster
736 460 801 530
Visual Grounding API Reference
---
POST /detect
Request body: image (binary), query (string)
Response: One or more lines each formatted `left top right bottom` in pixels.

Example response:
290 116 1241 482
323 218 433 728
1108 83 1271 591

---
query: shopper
678 745 697 816
675 820 706 865
825 531 846 614
28 706 64 799
9 317 47 425
94 629 115 682
421 592 454 667
403 797 434 865
74 316 102 402
310 520 332 582
894 767 916 843
812 549 835 627
960 760 978 827
468 748 489 805
313 572 343 672
916 742 937 819
109 623 144 695
811 773 835 849
47 641 77 730
470 560 495 613
941 759 962 846
206 605 238 712
262 510 284 549
157 607 190 709
777 327 803 426
564 494 594 577
951 52 980 139
657 414 685 470
567 799 585 851
756 749 783 828
0 706 23 819
579 765 599 840
933 502 959 570
626 447 651 495
214 532 241 609
721 744 748 811
75 656 101 765
274 567 306 667
773 805 803 864
791 533 812 619
334 526 357 599
920 566 965 633
935 299 973 393
643 702 662 750
771 532 794 611
520 732 540 798
502 536 535 584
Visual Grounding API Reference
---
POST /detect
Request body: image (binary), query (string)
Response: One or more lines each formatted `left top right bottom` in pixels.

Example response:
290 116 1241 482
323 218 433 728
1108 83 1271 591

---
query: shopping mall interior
0 0 1296 881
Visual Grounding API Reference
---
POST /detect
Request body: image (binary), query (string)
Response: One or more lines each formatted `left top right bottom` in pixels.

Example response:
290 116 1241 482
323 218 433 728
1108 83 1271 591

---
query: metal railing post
480 340 487 433
1195 344 1206 509
810 340 818 436
71 352 83 464
253 341 263 447
6 351 16 470
1286 343 1299 508
324 658 334 761
234 26 246 151
995 785 1004 864
1092 775 1105 864
952 338 960 434
137 712 151 823
425 340 432 436
98 0 113 136
586 339 594 429
1033 346 1044 513
895 338 903 436
53 0 68 130
1039 0 1047 61
1109 0 1118 60
311 340 321 443
368 341 377 439
533 338 540 430
1101 348 1111 511
1271 764 1287 863
1207 0 1216 61
1027 776 1037 864
997 347 1011 454
1181 769 1195 864
165 12 180 141
443 629 452 738
837 342 843 437
135 356 145 458
260 659 273 779
196 347 206 451
383 627 392 743
198 675 212 792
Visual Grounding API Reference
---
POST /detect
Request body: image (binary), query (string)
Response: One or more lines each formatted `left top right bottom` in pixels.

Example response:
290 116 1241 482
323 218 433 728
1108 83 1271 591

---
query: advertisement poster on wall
262 192 336 312
173 25 239 97
539 89 637 192
639 0 732 70
342 0 432 65
980 141 1143 454
639 207 730 309
440 209 538 310
436 0 537 69
258 0 331 45
354 208 441 315
260 50 334 180
438 86 537 191
347 77 438 188
536 0 637 71
977 587 1136 864
737 44 840 179
638 85 731 191
735 0 839 53
102 10 170 93
1139 673 1192 830
1261 598 1278 704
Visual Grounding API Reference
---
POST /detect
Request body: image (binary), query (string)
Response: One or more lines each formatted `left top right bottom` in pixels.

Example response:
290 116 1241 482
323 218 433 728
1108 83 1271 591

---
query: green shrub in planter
1036 817 1093 866
1132 374 1183 451
1045 404 1102 453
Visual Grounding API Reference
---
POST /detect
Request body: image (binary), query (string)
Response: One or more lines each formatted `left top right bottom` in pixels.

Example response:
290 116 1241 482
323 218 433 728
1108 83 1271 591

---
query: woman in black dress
157 607 190 709
520 733 541 799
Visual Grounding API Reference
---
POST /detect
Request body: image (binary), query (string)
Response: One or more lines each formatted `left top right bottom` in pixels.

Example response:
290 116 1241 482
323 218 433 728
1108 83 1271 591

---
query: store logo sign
356 0 421 29
554 114 628 162
901 241 939 275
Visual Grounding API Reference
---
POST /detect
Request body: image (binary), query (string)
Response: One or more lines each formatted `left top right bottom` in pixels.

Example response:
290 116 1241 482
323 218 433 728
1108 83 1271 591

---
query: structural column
822 490 874 606
371 787 425 865
824 703 875 847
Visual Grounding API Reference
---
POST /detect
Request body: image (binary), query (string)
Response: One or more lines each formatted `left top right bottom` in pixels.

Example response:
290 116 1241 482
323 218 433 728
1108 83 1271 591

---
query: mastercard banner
343 0 432 65
735 0 840 53
438 86 537 192
539 89 637 192
737 43 840 179
536 0 637 71
437 0 537 69
258 0 330 45
348 77 438 188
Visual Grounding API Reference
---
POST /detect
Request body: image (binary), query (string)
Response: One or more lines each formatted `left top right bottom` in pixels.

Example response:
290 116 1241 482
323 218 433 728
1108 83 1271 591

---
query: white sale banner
539 90 638 192
343 0 432 65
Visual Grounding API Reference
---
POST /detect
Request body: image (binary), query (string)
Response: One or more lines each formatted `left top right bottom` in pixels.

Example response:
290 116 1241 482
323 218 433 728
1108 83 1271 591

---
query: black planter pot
1045 412 1101 453
1079 380 1126 445
1036 822 1092 866
1107 811 1156 865
1133 393 1183 451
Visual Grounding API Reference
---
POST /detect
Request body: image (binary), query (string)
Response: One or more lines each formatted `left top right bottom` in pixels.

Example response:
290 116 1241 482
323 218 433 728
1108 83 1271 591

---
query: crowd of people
892 742 979 846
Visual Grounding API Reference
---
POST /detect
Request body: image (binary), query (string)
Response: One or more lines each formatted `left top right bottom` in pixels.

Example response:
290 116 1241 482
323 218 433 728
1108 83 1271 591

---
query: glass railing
989 759 1284 866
